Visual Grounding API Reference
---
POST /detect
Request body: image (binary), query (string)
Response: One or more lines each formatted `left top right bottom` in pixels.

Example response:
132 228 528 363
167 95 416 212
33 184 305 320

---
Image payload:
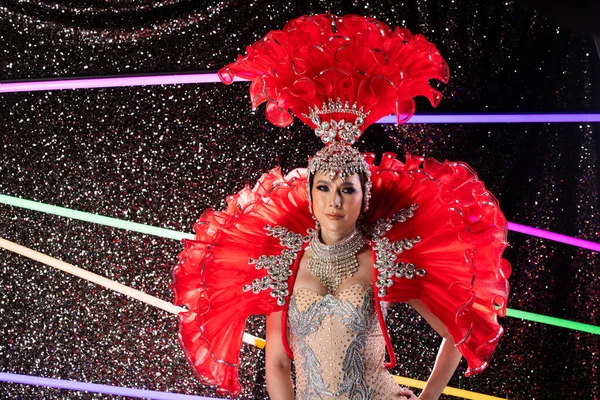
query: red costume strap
371 244 398 368
281 250 302 360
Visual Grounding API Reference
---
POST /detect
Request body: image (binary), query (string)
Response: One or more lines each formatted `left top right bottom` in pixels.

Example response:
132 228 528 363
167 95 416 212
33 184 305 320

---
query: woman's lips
325 213 343 220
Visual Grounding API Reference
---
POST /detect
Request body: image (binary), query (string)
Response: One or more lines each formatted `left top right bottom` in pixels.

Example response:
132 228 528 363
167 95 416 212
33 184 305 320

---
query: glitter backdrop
0 1 598 399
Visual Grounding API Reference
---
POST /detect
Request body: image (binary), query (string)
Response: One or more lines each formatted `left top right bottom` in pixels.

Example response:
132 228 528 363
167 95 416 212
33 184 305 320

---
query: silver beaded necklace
308 227 366 293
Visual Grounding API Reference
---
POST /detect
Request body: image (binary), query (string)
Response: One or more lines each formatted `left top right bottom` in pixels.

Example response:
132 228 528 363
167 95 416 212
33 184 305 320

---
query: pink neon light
0 73 247 93
508 222 600 252
380 114 600 123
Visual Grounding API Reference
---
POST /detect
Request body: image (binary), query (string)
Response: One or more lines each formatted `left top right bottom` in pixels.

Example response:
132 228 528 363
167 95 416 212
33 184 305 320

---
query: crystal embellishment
370 204 426 297
308 228 366 293
302 98 371 145
288 287 375 398
242 225 308 306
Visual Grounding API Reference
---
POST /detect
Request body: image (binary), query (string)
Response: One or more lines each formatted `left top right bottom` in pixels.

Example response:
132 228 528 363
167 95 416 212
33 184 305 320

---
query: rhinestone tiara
307 142 370 181
302 98 371 145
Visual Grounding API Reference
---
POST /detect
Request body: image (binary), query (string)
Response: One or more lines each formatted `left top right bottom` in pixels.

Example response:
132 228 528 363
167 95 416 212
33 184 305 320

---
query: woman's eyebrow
315 180 356 186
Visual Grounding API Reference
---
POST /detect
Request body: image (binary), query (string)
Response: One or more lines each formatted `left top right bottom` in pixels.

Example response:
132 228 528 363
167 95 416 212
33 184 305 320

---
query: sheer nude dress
287 283 403 399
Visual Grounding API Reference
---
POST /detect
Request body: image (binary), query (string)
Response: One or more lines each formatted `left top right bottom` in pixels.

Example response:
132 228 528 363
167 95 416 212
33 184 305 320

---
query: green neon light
506 308 600 335
0 194 194 241
1 193 598 336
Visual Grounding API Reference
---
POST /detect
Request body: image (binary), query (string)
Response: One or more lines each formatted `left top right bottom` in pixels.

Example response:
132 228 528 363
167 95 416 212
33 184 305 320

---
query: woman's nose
331 191 342 208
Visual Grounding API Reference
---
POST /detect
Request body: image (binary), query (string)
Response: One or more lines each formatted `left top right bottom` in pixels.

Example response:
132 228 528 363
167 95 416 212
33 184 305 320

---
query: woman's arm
407 299 463 400
265 311 294 400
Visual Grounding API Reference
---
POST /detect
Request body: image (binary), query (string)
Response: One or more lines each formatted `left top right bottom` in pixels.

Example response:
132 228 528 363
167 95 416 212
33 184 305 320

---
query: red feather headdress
218 14 449 143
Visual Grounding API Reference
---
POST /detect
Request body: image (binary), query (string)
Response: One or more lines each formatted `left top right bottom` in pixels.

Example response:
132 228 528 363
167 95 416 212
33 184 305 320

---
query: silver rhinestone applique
370 204 426 298
242 225 308 306
288 297 332 398
288 287 375 399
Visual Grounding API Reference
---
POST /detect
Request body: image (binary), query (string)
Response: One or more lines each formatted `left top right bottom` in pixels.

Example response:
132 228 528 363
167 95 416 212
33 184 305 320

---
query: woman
172 14 510 398
266 168 463 399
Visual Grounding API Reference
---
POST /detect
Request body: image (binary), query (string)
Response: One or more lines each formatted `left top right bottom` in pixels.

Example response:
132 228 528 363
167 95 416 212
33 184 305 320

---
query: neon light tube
3 193 600 335
2 233 599 335
0 372 214 399
380 113 600 123
0 194 194 241
0 73 245 92
3 194 599 252
508 222 600 252
0 369 505 400
2 74 599 122
506 309 600 335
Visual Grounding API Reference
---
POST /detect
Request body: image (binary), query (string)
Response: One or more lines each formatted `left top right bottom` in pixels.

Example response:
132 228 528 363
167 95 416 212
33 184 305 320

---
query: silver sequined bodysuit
287 283 402 399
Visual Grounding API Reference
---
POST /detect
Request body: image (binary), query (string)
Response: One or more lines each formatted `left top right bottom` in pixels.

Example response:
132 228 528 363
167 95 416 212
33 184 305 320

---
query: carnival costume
172 14 511 397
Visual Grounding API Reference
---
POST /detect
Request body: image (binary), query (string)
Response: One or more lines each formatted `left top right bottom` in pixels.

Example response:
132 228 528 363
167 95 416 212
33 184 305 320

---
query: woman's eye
342 187 356 194
316 185 329 192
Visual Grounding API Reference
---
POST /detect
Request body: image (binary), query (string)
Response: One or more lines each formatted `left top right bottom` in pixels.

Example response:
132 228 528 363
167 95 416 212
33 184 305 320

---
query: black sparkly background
0 1 598 399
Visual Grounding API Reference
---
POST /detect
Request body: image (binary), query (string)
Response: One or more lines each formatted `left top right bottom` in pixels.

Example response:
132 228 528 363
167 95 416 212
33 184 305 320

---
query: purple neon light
508 222 600 252
0 372 215 400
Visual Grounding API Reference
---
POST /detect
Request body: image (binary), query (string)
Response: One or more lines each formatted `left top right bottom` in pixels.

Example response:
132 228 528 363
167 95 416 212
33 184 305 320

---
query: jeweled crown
303 98 371 145
307 142 370 181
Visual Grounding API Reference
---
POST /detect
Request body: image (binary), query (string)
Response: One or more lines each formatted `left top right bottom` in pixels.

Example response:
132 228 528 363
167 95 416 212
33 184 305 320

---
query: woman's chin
320 223 355 237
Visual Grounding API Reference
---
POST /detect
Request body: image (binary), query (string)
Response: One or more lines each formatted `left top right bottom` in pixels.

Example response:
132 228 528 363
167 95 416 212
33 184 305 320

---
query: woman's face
311 171 363 238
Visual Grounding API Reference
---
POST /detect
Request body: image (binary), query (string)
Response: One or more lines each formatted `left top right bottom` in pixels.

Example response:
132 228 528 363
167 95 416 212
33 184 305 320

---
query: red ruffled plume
218 14 449 134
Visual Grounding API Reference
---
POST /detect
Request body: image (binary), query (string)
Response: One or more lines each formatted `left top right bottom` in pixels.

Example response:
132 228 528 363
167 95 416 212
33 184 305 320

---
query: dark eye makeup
315 185 357 194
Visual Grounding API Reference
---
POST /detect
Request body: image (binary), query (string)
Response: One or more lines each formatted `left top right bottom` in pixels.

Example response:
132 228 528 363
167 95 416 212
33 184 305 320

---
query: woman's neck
319 227 355 245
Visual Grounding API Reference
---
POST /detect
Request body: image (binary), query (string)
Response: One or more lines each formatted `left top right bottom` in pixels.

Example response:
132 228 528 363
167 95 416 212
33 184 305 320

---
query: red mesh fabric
172 168 314 396
365 153 511 376
218 14 449 134
172 155 510 395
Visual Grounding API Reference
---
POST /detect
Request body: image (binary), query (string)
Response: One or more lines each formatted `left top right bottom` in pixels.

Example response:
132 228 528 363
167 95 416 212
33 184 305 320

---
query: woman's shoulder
357 244 374 266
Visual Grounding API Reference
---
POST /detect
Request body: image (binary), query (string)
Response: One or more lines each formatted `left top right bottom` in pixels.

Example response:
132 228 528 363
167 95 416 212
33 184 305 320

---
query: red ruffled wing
171 168 314 396
365 153 511 376
172 154 510 395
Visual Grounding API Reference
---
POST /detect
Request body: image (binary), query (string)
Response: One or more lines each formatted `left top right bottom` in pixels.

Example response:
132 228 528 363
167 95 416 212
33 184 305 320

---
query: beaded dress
171 14 512 397
289 283 401 399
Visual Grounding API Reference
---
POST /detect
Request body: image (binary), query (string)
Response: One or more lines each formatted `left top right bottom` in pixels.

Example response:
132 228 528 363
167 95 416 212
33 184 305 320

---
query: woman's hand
397 387 419 399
